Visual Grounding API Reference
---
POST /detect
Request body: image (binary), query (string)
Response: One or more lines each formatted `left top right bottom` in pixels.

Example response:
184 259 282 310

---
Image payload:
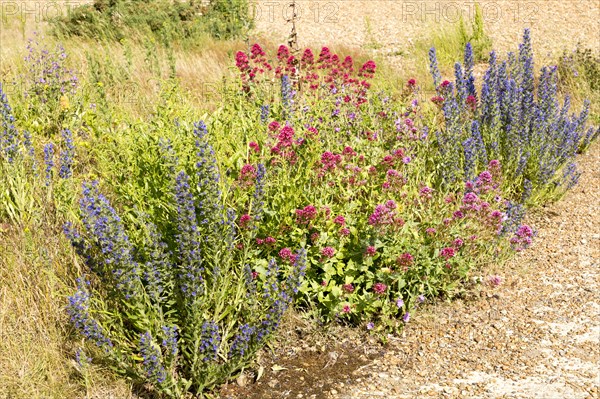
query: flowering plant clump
63 122 306 397
18 34 80 136
429 30 598 202
2 28 597 396
234 44 377 107
24 35 79 104
216 31 597 330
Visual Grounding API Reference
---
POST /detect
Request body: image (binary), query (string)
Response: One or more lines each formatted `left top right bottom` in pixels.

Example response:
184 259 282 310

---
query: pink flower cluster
440 247 456 260
256 236 277 246
449 186 504 233
235 44 272 91
382 169 407 192
373 282 387 295
419 186 434 200
321 246 336 258
380 148 406 167
510 224 534 251
342 283 354 293
466 95 477 111
368 200 404 232
365 246 377 257
249 141 260 153
270 124 302 165
239 214 252 228
235 44 377 106
396 253 414 271
465 163 501 194
333 215 346 226
320 151 343 172
296 205 318 224
279 247 297 263
238 164 257 188
396 117 420 140
431 95 445 106
487 275 503 287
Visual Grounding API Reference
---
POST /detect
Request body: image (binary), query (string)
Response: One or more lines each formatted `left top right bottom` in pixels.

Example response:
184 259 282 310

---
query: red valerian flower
342 283 354 293
296 205 317 224
239 214 251 228
279 247 293 261
440 247 456 260
249 141 260 153
321 247 336 258
466 95 477 111
373 282 387 295
333 215 346 226
359 60 376 78
365 246 377 256
431 96 445 106
268 121 281 131
396 253 414 267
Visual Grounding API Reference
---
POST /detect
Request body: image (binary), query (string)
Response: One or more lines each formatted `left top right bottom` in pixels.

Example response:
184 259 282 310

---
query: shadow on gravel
220 324 383 399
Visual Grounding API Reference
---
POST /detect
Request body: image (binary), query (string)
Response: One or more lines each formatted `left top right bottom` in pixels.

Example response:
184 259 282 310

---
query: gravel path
322 140 599 399
252 0 600 67
252 3 600 398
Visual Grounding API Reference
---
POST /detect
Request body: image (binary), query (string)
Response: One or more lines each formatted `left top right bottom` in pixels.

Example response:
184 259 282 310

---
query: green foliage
49 0 253 44
558 45 600 125
417 3 493 69
63 120 305 397
203 0 254 40
468 4 493 62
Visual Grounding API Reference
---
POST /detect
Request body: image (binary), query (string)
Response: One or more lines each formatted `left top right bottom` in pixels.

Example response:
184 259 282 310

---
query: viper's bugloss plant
430 29 599 203
0 82 21 163
64 122 306 397
24 34 79 104
59 128 75 179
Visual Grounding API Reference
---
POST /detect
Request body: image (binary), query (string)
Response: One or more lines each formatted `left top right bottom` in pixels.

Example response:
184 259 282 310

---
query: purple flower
161 326 178 357
516 224 533 237
66 278 112 350
366 322 374 330
487 275 503 287
198 321 221 361
396 298 404 308
463 192 479 204
43 143 54 185
58 128 75 179
403 312 411 323
229 323 256 358
139 332 166 384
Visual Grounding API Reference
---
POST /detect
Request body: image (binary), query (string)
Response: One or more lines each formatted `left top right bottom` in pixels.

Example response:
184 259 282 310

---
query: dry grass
0 221 138 398
0 6 241 398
